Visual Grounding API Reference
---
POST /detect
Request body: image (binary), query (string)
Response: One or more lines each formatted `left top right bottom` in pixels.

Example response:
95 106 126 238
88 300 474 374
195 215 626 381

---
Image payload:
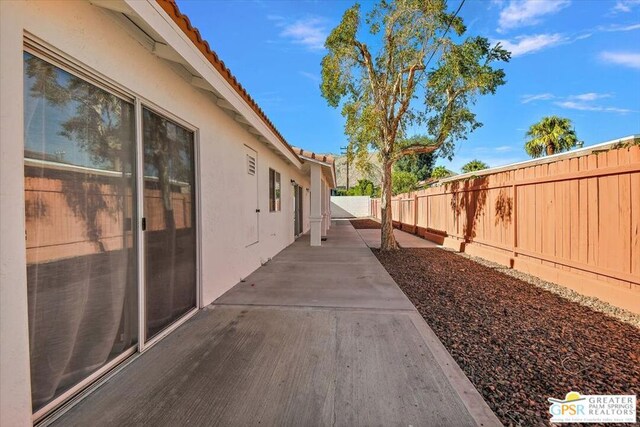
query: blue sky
179 0 640 172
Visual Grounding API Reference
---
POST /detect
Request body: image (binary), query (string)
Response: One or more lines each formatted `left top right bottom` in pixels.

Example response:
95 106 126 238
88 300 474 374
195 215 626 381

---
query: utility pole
340 146 350 190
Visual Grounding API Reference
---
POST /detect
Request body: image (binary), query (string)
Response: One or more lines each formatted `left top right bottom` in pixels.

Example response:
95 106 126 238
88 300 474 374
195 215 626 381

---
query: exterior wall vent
247 154 256 175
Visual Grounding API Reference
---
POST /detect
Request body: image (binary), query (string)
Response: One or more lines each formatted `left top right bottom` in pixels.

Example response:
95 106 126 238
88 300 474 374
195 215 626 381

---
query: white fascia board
90 0 134 14
122 0 303 168
300 156 336 188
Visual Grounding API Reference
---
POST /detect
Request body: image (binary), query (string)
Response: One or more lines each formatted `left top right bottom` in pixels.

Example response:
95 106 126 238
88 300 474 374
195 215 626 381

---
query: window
269 168 281 212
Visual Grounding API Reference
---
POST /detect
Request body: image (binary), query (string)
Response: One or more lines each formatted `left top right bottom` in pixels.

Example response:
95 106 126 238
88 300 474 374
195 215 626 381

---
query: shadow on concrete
330 201 356 218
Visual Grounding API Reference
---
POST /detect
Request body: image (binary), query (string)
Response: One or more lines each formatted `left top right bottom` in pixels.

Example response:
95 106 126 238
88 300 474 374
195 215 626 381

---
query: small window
247 154 256 175
269 168 281 212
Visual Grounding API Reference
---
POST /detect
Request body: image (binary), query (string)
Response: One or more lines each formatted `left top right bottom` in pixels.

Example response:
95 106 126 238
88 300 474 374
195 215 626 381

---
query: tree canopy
524 116 578 158
461 159 489 173
431 165 454 179
320 0 510 250
391 170 418 195
347 179 378 196
393 135 436 181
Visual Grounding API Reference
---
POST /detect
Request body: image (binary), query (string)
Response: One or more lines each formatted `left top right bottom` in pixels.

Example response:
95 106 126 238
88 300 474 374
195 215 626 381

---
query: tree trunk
380 159 399 251
546 144 554 156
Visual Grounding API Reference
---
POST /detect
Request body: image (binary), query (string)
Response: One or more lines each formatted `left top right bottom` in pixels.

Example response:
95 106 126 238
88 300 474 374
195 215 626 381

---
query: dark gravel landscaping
373 247 640 427
349 218 381 229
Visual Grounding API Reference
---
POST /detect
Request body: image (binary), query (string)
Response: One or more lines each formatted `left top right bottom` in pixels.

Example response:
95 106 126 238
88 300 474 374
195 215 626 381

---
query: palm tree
525 116 578 157
431 166 454 179
461 159 489 174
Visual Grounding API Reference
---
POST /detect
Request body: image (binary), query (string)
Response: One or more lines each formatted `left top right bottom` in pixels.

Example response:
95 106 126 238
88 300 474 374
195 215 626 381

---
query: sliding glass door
23 50 199 417
23 52 138 413
142 108 197 341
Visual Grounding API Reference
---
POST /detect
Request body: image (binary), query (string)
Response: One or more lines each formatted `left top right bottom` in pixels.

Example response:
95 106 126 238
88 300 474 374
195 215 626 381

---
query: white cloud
278 18 328 51
569 93 611 101
495 145 514 152
495 33 567 56
498 0 571 32
555 101 635 114
574 33 592 40
613 0 640 13
599 51 640 69
521 92 633 114
299 71 320 83
521 93 555 103
598 23 640 32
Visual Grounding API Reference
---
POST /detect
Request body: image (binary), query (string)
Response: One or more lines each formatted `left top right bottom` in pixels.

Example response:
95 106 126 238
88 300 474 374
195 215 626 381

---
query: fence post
413 193 418 234
512 183 517 259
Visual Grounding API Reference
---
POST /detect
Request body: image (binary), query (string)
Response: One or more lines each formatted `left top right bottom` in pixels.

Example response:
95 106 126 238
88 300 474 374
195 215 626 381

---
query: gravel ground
373 248 640 427
353 216 640 327
449 249 640 329
350 218 381 229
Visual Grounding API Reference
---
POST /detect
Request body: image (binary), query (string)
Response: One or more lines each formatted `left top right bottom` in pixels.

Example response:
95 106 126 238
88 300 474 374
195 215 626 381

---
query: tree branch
393 143 439 160
391 63 422 136
430 86 465 150
354 41 379 102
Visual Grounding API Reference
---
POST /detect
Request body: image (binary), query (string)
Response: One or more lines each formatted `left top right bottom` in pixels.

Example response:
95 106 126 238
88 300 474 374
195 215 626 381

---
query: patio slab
52 221 500 427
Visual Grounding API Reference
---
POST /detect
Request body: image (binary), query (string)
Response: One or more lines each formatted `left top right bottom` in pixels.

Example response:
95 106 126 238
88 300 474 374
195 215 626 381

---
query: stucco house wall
0 1 315 424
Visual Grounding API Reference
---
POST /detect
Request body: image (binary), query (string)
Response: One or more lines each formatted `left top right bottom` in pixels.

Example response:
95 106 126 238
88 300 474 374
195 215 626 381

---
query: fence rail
372 143 640 313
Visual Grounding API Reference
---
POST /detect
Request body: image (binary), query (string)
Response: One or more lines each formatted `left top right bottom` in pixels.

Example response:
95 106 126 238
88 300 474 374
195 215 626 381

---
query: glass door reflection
142 108 197 340
23 52 138 412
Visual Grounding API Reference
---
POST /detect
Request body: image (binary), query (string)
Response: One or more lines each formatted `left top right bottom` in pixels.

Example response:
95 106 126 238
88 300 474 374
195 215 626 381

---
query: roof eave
95 0 303 168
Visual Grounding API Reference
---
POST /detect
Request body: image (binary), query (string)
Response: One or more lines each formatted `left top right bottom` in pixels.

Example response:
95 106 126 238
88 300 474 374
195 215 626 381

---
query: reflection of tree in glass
25 54 71 107
59 80 132 171
142 110 194 319
143 109 192 230
25 53 133 250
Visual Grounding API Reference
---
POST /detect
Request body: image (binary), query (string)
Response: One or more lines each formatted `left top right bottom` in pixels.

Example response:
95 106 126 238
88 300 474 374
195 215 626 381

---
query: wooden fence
372 141 640 314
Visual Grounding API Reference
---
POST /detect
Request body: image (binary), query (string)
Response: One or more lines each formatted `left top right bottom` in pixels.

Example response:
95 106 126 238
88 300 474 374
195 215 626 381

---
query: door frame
293 183 303 237
135 99 202 353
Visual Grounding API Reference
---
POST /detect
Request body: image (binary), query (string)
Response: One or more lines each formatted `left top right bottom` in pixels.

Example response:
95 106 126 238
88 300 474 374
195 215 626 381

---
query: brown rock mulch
373 247 640 427
349 218 381 229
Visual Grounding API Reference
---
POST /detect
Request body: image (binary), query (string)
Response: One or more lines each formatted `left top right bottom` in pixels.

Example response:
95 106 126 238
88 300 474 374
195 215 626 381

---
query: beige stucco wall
0 1 311 424
1 1 32 425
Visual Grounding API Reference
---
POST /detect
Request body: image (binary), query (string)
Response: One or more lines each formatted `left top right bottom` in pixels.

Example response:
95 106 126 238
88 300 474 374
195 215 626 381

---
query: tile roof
156 0 301 162
291 147 334 164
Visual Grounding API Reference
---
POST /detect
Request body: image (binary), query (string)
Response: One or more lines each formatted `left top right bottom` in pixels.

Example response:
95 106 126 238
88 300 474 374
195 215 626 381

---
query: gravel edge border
440 247 640 329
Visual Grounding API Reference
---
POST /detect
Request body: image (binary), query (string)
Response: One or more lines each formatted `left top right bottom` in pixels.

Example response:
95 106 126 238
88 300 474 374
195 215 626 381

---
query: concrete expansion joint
213 302 419 313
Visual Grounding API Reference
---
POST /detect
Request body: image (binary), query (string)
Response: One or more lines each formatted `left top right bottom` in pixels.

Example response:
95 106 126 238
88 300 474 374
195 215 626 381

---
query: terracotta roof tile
156 0 301 162
291 147 334 164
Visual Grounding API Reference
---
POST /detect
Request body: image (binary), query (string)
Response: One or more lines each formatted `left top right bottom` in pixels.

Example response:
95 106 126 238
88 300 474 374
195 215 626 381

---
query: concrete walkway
54 222 500 427
354 225 441 249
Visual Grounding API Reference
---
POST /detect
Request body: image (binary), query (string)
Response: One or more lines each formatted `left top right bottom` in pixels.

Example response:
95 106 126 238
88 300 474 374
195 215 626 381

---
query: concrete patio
53 221 500 427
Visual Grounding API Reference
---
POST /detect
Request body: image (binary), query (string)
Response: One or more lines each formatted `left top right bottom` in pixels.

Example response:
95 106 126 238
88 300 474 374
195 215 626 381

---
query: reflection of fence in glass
142 107 197 341
25 160 193 265
23 51 140 413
